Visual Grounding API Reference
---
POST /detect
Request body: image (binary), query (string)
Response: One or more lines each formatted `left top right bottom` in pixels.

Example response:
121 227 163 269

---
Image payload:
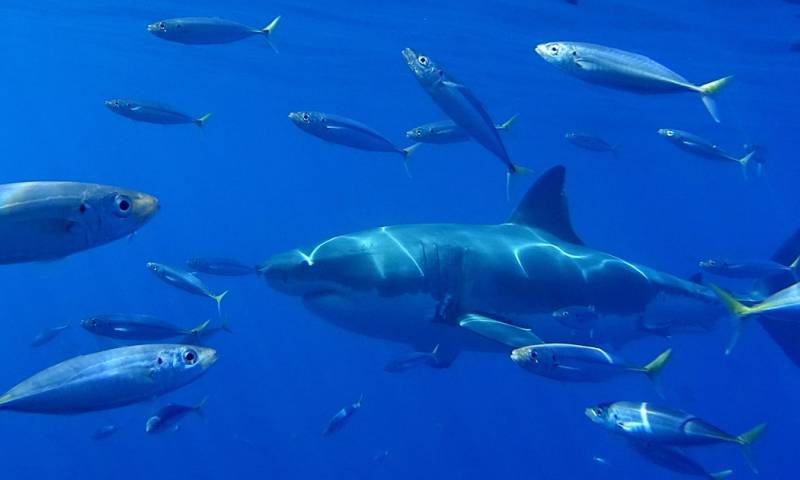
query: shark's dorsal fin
508 166 584 245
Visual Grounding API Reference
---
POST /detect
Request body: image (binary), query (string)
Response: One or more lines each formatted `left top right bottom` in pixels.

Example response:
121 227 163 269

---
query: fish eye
183 349 197 365
418 55 428 65
549 45 560 55
302 113 309 121
91 319 98 327
157 356 163 365
665 130 674 137
159 22 166 29
113 195 132 216
79 203 87 214
594 408 603 415
415 129 422 136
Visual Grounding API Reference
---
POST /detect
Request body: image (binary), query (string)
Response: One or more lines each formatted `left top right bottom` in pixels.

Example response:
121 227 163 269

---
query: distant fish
146 397 207 433
658 129 755 174
186 257 258 276
0 182 158 264
535 42 732 122
585 401 766 472
105 99 211 128
405 114 518 144
552 305 598 331
146 262 228 314
0 344 216 413
699 257 799 280
592 455 611 467
323 394 364 436
288 111 419 176
631 442 733 480
30 323 70 348
565 132 618 154
713 282 800 354
91 424 120 440
384 345 441 373
510 344 671 384
402 47 528 196
373 450 390 463
147 16 280 50
81 314 211 341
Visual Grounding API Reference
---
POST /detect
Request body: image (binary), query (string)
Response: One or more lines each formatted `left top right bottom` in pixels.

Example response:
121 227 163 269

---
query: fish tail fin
212 290 229 315
696 76 733 123
194 395 209 417
791 254 800 279
258 16 281 53
356 393 365 408
710 284 755 354
189 319 211 336
709 470 733 480
641 348 672 398
737 422 767 473
401 143 420 179
506 165 533 201
738 149 757 179
194 113 212 128
496 113 519 131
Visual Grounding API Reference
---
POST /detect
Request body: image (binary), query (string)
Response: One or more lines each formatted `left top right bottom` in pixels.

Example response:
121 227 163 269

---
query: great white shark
260 166 800 366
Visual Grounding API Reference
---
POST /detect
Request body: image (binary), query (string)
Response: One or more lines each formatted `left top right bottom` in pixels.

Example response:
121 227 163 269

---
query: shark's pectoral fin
458 313 543 347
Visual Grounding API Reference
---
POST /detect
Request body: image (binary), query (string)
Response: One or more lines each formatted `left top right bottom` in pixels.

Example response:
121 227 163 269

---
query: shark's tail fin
696 75 733 123
737 422 767 473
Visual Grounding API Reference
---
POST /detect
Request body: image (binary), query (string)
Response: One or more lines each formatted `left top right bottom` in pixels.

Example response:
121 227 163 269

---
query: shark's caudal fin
696 76 733 123
508 165 584 245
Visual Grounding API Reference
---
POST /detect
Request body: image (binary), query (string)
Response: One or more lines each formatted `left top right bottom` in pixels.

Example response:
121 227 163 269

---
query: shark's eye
418 55 428 65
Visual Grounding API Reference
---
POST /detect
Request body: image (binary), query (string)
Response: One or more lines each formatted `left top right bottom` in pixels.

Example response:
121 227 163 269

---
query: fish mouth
288 112 301 122
405 130 416 139
510 347 528 364
534 44 548 57
133 194 160 222
401 48 417 66
146 23 159 33
200 349 218 369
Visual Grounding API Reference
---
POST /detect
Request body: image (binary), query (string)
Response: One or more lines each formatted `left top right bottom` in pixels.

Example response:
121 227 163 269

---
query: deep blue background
0 1 798 478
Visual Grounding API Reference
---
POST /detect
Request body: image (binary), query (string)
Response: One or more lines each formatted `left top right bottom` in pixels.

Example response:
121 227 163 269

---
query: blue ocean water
0 0 798 478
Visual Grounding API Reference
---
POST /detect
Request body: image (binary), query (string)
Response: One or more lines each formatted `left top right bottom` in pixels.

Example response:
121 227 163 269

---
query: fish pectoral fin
573 58 599 70
617 421 638 433
130 106 143 111
458 313 543 348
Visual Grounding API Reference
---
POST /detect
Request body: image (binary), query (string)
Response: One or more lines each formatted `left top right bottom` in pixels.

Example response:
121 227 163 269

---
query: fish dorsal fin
508 166 583 245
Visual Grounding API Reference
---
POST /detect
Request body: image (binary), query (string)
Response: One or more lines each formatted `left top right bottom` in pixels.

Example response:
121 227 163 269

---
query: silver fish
30 323 70 348
384 345 441 373
0 182 158 264
565 132 618 154
405 115 517 144
323 394 364 436
186 257 257 276
0 344 216 414
631 442 733 480
147 16 280 50
91 424 120 440
146 397 207 433
535 42 732 122
105 99 211 127
699 257 798 280
658 129 755 173
146 262 228 314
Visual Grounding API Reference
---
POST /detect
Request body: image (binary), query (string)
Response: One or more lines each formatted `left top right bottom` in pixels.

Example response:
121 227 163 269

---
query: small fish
105 99 211 127
658 129 755 174
405 114 518 144
0 344 216 413
631 441 733 479
713 282 800 353
510 344 671 384
323 394 364 436
384 345 441 373
585 401 766 472
30 323 70 348
402 47 528 197
81 314 210 341
91 424 120 440
565 132 618 154
0 182 158 265
552 305 598 331
535 42 732 122
592 455 611 467
288 111 419 177
146 397 207 433
699 257 799 280
186 257 258 276
146 262 228 314
147 16 280 50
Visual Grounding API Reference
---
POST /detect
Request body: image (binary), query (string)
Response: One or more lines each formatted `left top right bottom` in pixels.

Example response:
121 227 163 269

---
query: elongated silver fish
146 262 228 313
510 344 671 384
81 314 210 340
186 257 257 276
535 42 732 122
105 99 211 127
0 344 216 414
699 257 799 280
323 394 363 436
658 129 755 173
91 424 120 440
565 132 618 154
147 16 280 50
30 323 70 348
146 397 207 433
288 111 419 177
0 182 158 264
586 401 766 472
384 345 441 373
405 115 517 144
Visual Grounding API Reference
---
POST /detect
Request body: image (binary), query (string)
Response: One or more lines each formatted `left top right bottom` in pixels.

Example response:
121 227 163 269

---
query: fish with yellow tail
535 42 732 122
146 262 228 314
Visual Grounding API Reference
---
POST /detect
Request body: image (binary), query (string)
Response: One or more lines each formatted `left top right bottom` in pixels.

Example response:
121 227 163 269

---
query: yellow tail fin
738 422 767 474
496 114 519 131
188 319 211 336
194 113 212 127
698 76 734 95
710 470 733 480
211 290 228 315
641 348 672 378
261 16 281 35
710 285 753 317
